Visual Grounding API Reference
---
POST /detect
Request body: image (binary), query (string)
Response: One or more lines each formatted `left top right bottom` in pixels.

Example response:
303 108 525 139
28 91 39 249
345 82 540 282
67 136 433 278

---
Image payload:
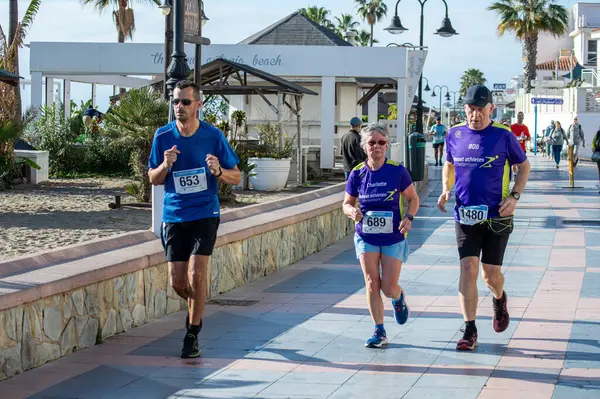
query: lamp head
384 16 408 35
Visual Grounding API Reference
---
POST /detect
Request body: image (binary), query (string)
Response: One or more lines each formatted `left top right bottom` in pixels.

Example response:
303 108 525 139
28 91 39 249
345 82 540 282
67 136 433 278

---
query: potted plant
247 122 294 191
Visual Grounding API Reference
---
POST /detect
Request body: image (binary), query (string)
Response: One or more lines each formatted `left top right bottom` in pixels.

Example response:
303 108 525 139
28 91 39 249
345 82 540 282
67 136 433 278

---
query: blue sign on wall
531 98 564 105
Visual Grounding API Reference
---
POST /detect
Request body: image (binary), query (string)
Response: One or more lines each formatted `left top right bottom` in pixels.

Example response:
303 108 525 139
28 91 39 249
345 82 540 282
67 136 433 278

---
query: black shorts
161 217 220 262
455 222 510 266
433 142 444 149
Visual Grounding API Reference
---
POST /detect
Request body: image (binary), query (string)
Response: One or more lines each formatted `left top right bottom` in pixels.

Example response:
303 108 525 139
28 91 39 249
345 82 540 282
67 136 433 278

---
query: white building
513 2 600 159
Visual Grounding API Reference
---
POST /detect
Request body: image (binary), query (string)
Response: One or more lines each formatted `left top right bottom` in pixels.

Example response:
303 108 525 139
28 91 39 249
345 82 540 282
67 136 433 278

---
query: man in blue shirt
148 80 240 358
429 116 447 166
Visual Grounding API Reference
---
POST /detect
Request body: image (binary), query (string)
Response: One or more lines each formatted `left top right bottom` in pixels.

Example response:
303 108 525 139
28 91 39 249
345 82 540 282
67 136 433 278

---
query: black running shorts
161 217 220 262
433 142 444 149
455 222 510 266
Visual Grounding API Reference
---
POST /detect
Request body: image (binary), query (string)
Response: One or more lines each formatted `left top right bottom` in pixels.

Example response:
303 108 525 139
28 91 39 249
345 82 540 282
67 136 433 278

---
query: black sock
465 320 476 330
188 319 202 336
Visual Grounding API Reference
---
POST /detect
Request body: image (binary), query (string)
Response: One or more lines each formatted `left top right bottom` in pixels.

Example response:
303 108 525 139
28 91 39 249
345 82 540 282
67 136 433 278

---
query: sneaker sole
456 341 478 351
365 338 388 348
181 350 201 359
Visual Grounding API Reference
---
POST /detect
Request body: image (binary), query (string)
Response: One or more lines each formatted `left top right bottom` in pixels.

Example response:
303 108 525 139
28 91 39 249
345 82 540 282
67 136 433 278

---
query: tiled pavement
1 156 600 399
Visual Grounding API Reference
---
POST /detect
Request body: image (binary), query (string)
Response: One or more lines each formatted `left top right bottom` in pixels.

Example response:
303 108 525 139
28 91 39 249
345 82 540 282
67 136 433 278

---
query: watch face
512 192 520 200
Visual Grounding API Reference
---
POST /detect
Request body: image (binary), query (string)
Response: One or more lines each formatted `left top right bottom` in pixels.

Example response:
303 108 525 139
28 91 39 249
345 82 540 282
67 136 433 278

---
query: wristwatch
216 167 223 177
510 191 520 200
405 213 414 221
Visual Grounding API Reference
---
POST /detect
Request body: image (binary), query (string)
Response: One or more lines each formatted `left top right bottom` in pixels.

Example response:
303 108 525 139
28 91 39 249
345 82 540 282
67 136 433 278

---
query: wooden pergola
198 58 317 185
153 58 318 185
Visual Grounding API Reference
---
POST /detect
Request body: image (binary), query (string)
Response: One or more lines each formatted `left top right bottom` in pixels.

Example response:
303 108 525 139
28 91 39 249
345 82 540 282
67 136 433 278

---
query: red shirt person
510 111 530 152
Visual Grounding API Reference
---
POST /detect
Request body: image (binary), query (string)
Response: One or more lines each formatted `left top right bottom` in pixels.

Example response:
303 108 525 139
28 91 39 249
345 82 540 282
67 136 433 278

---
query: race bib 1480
362 211 394 234
173 167 208 195
458 205 488 225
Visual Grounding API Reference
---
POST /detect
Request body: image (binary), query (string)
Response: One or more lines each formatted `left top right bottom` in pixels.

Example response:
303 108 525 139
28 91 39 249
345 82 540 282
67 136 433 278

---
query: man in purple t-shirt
437 85 531 352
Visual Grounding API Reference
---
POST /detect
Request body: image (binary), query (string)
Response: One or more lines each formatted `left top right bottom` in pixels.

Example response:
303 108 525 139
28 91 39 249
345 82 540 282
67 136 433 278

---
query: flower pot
248 157 291 191
232 173 248 190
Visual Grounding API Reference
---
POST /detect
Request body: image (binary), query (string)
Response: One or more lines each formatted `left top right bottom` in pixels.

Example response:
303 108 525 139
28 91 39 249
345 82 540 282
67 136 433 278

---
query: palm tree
355 0 388 47
489 0 568 93
459 68 487 96
334 13 360 38
2 0 40 121
81 0 160 43
298 6 335 30
102 87 169 202
356 29 378 47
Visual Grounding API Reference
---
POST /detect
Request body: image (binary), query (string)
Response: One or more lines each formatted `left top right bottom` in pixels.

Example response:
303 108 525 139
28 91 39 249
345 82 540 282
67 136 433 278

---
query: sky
0 0 579 113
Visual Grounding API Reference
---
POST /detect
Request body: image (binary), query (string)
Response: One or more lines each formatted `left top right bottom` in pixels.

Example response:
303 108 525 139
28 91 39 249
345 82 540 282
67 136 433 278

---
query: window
588 40 597 66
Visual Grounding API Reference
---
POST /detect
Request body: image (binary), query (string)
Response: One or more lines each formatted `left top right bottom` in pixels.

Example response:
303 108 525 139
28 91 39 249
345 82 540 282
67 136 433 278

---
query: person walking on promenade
343 122 420 348
567 116 585 166
592 128 600 194
148 80 241 358
437 85 531 351
551 121 569 169
341 117 367 180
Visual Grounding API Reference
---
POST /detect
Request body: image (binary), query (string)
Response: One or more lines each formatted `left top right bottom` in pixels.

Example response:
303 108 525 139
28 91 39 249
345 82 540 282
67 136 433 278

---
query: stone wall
0 208 354 380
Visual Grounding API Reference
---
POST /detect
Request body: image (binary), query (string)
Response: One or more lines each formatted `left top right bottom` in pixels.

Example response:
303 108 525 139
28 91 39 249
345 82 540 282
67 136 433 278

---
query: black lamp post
448 90 461 123
384 0 457 134
431 84 449 123
161 0 191 121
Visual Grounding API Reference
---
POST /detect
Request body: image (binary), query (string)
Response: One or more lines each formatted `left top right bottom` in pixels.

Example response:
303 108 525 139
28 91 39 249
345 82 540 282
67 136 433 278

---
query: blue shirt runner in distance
148 120 239 223
346 159 413 246
445 121 527 223
430 124 447 144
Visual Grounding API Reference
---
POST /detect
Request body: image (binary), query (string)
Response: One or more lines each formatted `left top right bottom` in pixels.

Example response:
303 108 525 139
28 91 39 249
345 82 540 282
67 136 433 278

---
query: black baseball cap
463 84 493 108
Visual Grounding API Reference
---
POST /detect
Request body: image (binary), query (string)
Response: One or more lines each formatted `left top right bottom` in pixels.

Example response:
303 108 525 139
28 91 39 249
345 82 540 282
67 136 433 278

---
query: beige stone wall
0 208 354 380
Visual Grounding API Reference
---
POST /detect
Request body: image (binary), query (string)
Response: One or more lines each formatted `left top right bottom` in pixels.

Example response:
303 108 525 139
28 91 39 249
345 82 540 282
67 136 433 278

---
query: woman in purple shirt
343 123 420 348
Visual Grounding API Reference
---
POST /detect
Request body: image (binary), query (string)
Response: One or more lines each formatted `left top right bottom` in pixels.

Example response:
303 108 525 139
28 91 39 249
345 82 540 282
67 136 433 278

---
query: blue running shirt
346 159 413 246
446 121 527 223
148 121 239 223
430 124 447 144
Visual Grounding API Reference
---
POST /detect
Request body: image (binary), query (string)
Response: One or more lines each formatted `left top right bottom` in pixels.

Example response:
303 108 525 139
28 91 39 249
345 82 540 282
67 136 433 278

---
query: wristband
216 167 223 177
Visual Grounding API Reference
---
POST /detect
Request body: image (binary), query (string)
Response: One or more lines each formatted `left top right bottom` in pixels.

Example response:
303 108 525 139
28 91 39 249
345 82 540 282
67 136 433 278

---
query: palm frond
19 0 42 39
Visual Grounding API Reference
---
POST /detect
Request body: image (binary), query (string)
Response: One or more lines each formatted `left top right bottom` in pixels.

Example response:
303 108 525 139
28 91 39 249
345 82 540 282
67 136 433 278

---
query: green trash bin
407 132 426 182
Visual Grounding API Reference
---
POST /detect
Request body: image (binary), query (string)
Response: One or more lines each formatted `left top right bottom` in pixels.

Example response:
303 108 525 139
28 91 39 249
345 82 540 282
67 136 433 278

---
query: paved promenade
1 156 599 399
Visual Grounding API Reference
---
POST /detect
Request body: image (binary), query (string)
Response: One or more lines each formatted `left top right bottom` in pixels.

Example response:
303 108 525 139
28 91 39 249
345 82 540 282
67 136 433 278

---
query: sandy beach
0 178 336 261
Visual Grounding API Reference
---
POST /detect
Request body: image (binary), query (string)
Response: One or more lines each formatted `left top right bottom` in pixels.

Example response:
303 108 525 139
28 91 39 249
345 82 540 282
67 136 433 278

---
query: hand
499 195 517 217
348 207 363 222
399 217 412 234
437 191 451 213
206 154 221 176
163 145 180 168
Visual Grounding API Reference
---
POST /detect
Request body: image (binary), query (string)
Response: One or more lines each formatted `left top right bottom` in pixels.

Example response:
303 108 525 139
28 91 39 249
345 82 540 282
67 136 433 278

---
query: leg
380 255 402 301
459 257 480 322
360 252 384 325
381 240 410 325
169 262 191 300
188 255 209 326
455 223 483 351
481 228 511 333
438 145 445 165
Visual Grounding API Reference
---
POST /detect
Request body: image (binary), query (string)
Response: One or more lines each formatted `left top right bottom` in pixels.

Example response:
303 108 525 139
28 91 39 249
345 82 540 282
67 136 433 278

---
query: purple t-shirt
346 159 413 246
446 121 527 222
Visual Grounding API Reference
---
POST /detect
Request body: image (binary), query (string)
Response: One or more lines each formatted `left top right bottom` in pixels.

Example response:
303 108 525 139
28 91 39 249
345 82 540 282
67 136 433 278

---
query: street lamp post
160 1 173 101
448 90 462 124
431 84 449 124
161 0 191 121
194 1 209 86
384 0 457 134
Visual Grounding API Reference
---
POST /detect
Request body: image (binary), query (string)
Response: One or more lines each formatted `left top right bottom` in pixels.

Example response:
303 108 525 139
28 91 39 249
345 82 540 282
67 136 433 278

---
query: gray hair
360 122 389 149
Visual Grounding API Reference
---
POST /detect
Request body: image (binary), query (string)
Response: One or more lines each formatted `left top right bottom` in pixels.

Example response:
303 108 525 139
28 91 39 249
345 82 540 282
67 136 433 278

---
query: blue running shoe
365 329 388 348
392 292 409 325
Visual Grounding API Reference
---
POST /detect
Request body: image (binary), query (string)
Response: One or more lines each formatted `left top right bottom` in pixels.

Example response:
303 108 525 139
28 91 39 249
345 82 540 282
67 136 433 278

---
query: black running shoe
181 332 201 358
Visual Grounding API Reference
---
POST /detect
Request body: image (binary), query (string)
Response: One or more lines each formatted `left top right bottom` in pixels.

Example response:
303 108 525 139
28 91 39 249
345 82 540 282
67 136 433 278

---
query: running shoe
456 325 478 351
493 291 510 333
365 329 388 348
181 332 201 358
392 292 409 325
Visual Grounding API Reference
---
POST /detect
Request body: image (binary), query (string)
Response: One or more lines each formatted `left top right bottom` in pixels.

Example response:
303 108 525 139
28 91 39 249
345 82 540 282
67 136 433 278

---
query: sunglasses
368 140 388 146
171 98 193 106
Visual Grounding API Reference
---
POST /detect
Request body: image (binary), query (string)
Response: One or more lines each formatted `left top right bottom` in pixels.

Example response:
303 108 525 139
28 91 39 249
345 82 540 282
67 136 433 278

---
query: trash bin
407 132 426 182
